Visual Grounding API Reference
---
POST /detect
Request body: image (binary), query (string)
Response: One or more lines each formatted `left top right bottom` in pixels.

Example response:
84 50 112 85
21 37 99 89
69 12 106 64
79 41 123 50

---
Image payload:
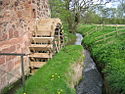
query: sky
105 1 120 8
92 0 120 8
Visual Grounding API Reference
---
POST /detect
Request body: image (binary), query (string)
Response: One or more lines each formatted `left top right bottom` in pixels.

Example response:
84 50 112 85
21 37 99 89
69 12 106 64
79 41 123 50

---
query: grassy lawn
77 24 125 93
16 45 84 94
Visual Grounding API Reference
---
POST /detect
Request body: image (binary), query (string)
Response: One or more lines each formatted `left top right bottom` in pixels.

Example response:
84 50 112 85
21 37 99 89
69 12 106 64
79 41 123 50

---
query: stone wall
0 0 50 91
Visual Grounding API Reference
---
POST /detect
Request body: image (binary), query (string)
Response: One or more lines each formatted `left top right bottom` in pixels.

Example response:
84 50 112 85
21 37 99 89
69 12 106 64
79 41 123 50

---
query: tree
117 2 125 18
81 10 101 24
49 0 112 33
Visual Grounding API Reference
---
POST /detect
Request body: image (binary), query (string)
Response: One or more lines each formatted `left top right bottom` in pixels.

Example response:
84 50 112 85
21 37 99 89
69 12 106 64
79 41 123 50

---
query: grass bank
64 32 76 45
63 23 77 45
16 45 84 94
77 24 125 94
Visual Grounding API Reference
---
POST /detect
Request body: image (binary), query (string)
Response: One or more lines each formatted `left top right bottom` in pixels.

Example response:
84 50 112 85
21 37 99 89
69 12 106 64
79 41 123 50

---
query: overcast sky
92 0 120 8
105 1 120 8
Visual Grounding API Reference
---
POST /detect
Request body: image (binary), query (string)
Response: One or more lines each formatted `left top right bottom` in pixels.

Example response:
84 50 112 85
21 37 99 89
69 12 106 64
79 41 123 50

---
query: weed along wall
16 45 84 94
0 0 50 92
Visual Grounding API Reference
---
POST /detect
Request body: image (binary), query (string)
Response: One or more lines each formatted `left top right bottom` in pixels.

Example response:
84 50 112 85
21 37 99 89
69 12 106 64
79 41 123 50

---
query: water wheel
29 18 64 72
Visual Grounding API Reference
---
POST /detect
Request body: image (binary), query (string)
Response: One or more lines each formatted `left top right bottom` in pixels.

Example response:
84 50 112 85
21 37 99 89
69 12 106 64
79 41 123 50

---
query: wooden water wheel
29 18 64 71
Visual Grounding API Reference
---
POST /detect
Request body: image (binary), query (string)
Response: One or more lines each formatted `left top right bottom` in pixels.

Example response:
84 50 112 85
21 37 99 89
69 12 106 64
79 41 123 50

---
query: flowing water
75 33 103 94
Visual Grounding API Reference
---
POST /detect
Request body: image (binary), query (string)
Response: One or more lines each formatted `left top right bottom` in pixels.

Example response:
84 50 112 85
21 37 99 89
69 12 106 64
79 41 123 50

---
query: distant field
77 24 125 94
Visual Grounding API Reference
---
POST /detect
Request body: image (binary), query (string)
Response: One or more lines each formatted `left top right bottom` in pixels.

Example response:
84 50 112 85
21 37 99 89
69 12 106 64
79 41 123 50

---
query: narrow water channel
75 33 103 94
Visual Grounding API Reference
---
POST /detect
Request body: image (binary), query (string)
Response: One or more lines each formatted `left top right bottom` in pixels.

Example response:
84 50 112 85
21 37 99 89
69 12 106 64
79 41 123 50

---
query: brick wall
0 0 50 91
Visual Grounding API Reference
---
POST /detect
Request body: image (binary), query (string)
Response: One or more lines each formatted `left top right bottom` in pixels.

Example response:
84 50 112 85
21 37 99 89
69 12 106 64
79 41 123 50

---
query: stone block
1 45 16 53
0 56 6 65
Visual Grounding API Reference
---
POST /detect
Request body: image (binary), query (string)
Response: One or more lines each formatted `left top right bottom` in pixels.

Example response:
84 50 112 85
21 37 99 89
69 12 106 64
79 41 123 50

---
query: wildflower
55 73 58 75
52 75 54 77
60 89 63 92
58 76 60 78
51 79 53 80
57 91 61 94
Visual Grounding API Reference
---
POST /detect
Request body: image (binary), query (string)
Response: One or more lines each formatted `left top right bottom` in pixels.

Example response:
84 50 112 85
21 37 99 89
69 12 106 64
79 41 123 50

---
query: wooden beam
29 53 52 58
30 62 47 68
95 31 125 43
95 31 117 39
33 31 52 37
29 44 53 51
31 37 54 43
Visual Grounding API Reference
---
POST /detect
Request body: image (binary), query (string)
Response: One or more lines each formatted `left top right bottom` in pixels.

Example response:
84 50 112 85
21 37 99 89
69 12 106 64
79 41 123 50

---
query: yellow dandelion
57 92 61 94
60 89 63 92
52 75 54 77
58 76 60 78
55 73 58 75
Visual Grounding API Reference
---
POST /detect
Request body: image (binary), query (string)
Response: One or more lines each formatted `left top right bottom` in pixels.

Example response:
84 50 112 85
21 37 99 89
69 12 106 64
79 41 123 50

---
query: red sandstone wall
0 0 50 91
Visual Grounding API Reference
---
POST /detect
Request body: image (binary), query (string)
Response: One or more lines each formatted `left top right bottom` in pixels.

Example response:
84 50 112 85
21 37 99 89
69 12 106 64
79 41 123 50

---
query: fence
85 24 125 43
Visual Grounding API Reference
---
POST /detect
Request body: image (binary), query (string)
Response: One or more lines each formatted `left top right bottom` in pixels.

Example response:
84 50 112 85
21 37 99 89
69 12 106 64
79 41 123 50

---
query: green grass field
77 24 125 93
16 45 84 94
